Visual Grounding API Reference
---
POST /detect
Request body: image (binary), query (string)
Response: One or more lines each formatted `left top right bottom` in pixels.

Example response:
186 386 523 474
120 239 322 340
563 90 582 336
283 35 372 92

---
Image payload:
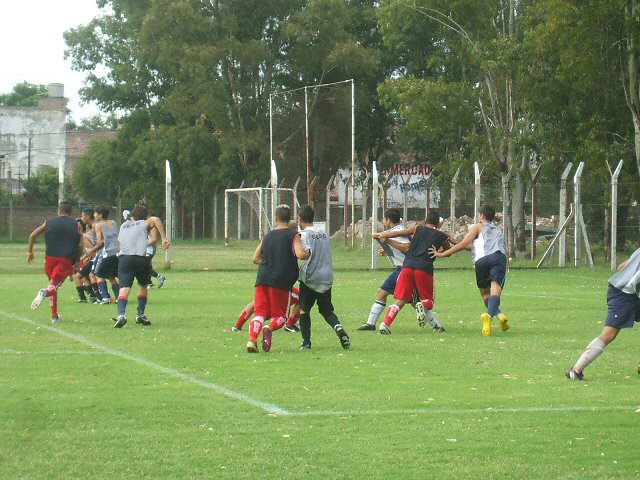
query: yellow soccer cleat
498 313 509 332
480 313 492 337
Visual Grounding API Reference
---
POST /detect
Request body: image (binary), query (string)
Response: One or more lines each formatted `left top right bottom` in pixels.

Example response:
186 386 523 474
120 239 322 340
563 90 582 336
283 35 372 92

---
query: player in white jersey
566 247 640 380
112 202 169 328
357 208 445 332
431 204 509 336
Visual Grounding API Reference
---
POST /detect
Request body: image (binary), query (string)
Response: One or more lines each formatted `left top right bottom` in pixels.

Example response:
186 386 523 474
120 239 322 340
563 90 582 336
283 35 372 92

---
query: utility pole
27 137 32 179
15 172 24 194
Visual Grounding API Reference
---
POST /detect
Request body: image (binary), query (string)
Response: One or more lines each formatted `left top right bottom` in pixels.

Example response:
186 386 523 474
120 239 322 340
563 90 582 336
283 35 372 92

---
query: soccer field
1 268 638 479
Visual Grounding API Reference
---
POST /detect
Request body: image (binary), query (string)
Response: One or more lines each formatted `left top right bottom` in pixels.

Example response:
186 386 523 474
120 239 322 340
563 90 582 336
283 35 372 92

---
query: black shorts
79 261 93 278
118 255 152 289
474 251 507 289
380 268 402 294
604 284 640 329
298 281 334 316
95 255 119 279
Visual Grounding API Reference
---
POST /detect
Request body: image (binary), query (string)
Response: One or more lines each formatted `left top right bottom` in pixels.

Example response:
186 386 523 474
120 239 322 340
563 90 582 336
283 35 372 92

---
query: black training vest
402 225 448 274
255 228 299 290
44 216 81 262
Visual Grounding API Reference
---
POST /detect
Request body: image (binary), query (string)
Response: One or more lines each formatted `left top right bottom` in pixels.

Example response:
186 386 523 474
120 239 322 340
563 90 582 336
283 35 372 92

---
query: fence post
361 173 370 248
573 162 585 267
450 167 461 235
271 160 278 228
8 192 13 241
237 180 244 240
293 176 301 219
610 160 624 270
371 161 379 270
213 188 218 239
501 167 513 259
165 160 172 267
558 163 573 266
325 175 334 235
530 162 543 259
474 162 481 223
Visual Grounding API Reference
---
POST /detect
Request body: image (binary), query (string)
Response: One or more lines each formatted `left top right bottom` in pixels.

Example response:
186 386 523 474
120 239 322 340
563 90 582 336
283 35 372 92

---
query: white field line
290 405 639 417
0 348 109 355
0 310 290 417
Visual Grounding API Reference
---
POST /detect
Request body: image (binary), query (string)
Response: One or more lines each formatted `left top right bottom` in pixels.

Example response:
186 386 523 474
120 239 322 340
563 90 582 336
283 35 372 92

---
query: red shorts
394 268 434 303
45 256 75 286
254 286 290 319
290 287 300 305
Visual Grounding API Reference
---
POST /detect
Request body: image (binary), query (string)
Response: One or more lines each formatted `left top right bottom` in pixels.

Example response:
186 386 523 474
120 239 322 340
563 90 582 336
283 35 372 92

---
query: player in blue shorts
566 247 640 380
430 204 509 336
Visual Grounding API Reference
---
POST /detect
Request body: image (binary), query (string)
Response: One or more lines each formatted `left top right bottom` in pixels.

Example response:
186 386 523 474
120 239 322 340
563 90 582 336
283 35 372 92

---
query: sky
0 0 105 122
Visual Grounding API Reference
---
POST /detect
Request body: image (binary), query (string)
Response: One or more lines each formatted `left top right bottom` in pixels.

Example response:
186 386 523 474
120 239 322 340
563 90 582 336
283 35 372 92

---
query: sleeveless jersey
609 248 640 296
299 224 333 292
100 221 120 257
472 222 506 263
118 220 149 256
44 216 81 262
255 228 299 290
402 225 448 274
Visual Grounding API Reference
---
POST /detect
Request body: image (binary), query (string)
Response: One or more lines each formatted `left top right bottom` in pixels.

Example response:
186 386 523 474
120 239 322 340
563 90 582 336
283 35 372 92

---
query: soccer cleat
432 325 446 333
415 301 427 327
113 315 127 328
136 315 151 326
378 323 392 335
77 298 88 303
356 323 376 331
90 297 100 304
284 324 300 333
246 341 259 353
299 342 311 350
261 326 272 352
147 282 154 289
498 313 510 331
31 288 46 310
231 325 242 332
100 298 111 305
157 275 166 289
480 313 492 337
566 368 584 381
51 316 60 323
335 325 350 350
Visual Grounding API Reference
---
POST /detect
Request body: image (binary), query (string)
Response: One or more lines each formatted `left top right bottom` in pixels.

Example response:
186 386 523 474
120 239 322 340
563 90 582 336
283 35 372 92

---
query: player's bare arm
27 223 46 264
385 238 411 253
617 260 629 271
145 216 169 250
373 226 415 240
252 241 263 265
294 235 310 260
430 224 481 258
82 222 104 263
148 227 158 246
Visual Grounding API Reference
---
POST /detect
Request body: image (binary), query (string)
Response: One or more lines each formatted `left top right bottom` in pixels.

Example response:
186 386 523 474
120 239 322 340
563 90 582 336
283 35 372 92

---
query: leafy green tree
0 82 47 107
22 166 59 205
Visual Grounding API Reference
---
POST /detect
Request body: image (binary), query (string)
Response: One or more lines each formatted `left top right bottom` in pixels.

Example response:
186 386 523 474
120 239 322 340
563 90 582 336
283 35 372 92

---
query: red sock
383 305 400 326
269 316 286 331
286 311 300 327
421 299 434 310
49 289 58 318
249 317 264 342
235 310 250 328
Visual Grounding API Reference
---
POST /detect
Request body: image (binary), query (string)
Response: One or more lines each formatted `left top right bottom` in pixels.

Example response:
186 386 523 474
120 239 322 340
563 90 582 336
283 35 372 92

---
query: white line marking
290 405 639 417
0 348 109 355
0 310 290 416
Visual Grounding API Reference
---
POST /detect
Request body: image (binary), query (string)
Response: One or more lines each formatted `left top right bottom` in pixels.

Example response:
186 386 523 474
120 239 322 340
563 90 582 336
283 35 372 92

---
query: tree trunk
511 150 527 256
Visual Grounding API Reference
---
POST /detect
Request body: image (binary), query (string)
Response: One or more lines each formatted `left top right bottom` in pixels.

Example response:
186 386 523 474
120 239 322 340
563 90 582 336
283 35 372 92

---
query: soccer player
246 205 306 353
27 201 83 323
373 209 450 335
82 205 120 304
232 288 300 332
566 248 640 380
430 204 509 336
112 202 169 328
297 205 350 350
145 226 166 288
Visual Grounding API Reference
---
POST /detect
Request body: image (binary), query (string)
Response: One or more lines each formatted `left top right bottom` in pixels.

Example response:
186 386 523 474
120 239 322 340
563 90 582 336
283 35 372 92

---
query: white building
0 83 66 193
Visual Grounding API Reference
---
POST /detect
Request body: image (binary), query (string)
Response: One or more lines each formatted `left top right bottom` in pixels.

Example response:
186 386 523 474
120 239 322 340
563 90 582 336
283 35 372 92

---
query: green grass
1 268 639 479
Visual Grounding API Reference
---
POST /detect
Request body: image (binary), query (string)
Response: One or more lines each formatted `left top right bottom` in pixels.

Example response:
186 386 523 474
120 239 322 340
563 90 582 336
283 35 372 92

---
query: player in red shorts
246 205 306 353
27 201 83 323
372 210 451 334
232 287 301 332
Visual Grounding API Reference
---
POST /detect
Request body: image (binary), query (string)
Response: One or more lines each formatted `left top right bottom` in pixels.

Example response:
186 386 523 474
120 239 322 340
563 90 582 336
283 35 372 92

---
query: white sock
367 301 386 326
426 311 441 328
574 337 606 373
